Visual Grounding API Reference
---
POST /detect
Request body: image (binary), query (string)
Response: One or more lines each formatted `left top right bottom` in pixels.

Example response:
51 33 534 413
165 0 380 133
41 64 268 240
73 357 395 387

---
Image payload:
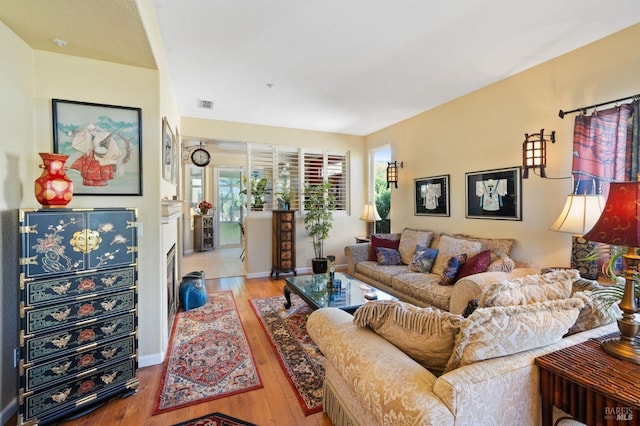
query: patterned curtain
572 103 635 195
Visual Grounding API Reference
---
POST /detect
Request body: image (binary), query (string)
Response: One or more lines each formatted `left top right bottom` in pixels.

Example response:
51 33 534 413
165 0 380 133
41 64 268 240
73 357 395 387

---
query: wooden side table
535 334 640 426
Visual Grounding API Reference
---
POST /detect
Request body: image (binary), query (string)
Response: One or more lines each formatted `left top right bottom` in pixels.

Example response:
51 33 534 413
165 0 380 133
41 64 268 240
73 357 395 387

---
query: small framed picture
465 166 522 220
52 99 142 196
162 117 177 184
414 175 450 216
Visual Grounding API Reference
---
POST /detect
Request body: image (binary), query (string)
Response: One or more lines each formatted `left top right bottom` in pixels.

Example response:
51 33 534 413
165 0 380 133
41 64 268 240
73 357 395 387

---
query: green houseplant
303 181 335 273
241 176 270 210
277 189 293 210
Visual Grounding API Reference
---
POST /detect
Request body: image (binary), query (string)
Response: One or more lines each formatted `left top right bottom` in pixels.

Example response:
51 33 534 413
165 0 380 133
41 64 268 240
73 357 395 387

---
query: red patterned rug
153 291 263 414
173 411 256 426
250 294 325 415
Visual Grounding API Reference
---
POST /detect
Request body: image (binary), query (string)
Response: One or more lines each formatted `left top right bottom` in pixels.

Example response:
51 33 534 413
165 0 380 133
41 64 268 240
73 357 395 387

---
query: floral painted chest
18 208 139 425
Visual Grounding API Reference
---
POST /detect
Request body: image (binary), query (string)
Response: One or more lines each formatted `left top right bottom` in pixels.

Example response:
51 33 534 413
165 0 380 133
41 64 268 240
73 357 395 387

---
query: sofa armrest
449 268 540 315
344 243 370 275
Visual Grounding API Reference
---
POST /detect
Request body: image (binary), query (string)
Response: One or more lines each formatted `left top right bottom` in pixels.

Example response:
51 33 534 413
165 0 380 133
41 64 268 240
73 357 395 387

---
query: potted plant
277 189 293 210
241 176 270 210
303 181 335 273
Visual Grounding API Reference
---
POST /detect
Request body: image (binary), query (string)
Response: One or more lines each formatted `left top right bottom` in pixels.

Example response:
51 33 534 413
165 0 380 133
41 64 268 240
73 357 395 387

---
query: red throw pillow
456 250 492 280
369 235 400 261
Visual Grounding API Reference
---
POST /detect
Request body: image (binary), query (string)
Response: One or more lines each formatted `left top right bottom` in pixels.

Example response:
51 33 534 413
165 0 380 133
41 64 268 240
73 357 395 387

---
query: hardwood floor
6 276 333 426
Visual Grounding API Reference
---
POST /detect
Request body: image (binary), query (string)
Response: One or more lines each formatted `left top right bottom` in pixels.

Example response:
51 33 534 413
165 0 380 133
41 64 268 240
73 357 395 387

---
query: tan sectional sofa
307 269 620 425
345 228 538 314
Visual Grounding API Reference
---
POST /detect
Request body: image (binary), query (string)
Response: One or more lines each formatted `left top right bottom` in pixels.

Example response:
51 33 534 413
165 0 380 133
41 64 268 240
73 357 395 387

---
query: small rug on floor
153 291 263 414
250 294 325 415
173 411 257 426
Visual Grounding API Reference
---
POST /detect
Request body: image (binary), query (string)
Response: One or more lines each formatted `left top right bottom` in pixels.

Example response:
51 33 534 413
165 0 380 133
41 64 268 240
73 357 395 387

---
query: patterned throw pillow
353 300 463 375
368 235 400 261
398 228 434 265
438 254 467 285
375 247 402 265
479 269 578 307
456 250 491 280
409 245 439 273
432 235 483 275
444 297 585 372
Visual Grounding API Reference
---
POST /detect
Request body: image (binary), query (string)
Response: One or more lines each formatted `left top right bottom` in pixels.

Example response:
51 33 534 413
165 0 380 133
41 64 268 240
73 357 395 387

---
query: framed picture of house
52 98 142 196
414 174 450 216
465 166 522 220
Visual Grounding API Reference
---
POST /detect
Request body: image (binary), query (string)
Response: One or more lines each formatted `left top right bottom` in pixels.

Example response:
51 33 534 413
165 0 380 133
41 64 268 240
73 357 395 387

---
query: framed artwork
162 117 177 184
465 166 522 220
414 175 450 216
52 99 142 196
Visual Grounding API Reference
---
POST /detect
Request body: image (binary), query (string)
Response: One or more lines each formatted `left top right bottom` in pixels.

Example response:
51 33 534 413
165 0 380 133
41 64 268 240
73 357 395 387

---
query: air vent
198 99 214 109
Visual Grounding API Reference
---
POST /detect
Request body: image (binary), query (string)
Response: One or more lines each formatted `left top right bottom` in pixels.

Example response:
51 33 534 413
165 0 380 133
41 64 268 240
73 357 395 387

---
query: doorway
215 168 245 247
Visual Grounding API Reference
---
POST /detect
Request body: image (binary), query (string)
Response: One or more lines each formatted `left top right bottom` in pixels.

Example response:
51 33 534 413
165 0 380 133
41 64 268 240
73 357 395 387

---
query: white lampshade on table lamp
549 194 605 279
360 202 381 238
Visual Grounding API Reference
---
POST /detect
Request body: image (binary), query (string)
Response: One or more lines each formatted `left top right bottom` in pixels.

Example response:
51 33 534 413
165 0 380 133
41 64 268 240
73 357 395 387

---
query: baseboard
1 398 16 425
139 351 165 368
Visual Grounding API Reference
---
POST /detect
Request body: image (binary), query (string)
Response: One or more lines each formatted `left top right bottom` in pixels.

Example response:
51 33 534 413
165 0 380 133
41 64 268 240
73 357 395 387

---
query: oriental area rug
173 411 257 426
153 291 263 414
250 294 325 415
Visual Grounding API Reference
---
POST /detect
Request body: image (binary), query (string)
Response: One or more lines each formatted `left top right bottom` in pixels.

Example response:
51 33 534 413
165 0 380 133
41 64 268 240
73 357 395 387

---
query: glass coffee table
284 272 397 313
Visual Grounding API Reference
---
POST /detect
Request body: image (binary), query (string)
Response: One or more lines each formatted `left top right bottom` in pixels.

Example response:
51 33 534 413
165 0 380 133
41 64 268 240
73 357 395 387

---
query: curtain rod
558 93 640 119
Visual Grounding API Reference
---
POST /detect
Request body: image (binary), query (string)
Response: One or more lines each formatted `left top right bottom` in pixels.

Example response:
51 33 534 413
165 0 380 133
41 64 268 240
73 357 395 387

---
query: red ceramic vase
34 152 74 207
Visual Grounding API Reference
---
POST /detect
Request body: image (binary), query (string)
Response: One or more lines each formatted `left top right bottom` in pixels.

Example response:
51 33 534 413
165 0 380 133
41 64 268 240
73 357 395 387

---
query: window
246 145 349 213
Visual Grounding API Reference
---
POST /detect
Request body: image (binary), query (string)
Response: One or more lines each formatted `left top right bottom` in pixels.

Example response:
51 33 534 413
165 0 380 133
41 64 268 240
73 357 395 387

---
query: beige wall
181 117 367 275
366 24 640 269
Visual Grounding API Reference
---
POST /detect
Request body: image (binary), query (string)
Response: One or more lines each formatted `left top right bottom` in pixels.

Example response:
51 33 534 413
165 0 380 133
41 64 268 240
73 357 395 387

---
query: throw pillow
485 251 516 272
456 250 491 280
455 234 515 256
408 245 439 273
479 269 579 307
444 297 585 372
375 247 402 265
368 234 400 261
432 235 483 275
566 289 621 336
398 228 434 265
438 254 467 285
353 300 463 375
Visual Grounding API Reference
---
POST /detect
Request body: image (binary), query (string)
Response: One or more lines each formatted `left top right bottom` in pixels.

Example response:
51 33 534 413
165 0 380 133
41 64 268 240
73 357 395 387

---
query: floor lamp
583 182 640 364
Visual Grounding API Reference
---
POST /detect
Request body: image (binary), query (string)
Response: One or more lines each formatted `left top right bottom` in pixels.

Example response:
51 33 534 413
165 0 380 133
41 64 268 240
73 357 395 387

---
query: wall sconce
522 129 555 178
387 161 403 188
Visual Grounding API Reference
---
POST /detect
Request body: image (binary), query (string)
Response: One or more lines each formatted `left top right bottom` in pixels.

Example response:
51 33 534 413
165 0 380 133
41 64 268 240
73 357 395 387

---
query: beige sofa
345 229 537 314
307 269 620 425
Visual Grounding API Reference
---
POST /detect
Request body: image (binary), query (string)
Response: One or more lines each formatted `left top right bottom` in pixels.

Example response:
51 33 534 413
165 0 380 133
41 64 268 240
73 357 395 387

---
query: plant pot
312 258 328 274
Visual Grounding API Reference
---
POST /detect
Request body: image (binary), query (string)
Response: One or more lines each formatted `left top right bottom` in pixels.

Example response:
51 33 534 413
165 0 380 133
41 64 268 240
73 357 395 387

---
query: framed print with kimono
465 166 522 220
414 175 450 216
52 99 142 196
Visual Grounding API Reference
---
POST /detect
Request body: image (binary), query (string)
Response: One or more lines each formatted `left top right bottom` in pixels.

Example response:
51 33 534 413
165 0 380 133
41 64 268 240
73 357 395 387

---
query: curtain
572 103 634 195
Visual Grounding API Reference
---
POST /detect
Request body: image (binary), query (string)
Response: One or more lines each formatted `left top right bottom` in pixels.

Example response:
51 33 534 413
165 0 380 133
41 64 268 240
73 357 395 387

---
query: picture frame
465 166 522 220
162 117 177 184
414 174 450 216
52 99 142 196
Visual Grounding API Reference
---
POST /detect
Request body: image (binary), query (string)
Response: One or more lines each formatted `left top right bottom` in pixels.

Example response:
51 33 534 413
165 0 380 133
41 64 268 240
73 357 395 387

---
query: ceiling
2 1 640 136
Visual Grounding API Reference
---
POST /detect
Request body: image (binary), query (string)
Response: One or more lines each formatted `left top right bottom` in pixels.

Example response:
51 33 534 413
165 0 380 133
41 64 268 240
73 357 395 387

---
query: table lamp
359 202 381 238
549 194 605 279
583 182 640 364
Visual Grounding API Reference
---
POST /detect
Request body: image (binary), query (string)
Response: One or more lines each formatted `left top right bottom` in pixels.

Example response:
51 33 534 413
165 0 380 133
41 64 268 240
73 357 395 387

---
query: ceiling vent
198 99 214 109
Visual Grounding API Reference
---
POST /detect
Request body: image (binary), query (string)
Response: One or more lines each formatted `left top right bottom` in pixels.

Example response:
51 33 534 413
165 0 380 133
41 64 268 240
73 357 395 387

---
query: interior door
215 168 245 247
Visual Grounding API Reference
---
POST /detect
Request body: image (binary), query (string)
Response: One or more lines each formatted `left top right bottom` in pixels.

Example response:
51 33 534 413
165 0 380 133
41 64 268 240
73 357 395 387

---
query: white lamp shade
359 202 381 222
550 194 606 235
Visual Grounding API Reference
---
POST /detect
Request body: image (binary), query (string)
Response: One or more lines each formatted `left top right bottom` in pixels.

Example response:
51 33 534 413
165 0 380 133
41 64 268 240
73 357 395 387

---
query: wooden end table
535 334 640 426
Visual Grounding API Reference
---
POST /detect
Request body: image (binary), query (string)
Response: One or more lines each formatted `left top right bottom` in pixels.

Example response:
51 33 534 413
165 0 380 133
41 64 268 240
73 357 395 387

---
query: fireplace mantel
162 199 184 223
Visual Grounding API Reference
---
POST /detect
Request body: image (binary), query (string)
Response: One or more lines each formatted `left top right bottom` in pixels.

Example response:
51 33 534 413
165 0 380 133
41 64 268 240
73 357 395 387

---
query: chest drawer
24 335 136 392
25 266 136 306
24 311 136 363
24 288 136 335
21 357 137 424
